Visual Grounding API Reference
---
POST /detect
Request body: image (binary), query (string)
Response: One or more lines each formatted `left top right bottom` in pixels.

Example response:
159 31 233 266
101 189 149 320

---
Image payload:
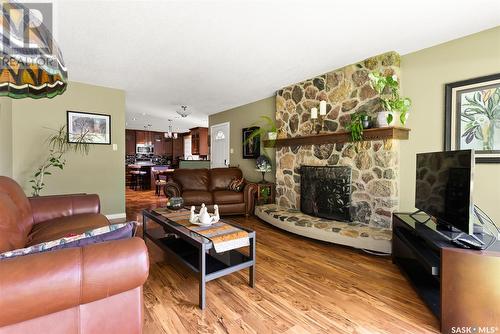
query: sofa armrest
29 194 101 224
0 237 149 327
244 183 258 216
164 181 181 198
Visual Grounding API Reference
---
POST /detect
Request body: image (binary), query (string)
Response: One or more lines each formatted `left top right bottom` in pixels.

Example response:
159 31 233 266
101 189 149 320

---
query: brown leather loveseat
0 176 149 334
165 167 257 216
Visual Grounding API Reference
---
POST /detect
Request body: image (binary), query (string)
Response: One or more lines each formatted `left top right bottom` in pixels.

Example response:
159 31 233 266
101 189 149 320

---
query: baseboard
105 213 127 223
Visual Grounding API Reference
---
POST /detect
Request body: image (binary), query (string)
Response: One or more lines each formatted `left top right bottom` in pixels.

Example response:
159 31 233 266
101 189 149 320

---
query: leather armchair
0 176 149 333
164 168 257 216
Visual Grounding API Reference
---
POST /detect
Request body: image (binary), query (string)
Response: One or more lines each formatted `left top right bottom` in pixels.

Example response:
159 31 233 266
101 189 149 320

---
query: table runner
153 208 249 253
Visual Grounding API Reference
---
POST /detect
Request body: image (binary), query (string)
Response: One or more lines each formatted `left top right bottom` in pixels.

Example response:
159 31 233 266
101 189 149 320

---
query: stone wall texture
275 51 401 228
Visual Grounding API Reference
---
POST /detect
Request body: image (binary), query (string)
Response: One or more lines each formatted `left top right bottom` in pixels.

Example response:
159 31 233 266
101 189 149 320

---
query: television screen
415 149 474 234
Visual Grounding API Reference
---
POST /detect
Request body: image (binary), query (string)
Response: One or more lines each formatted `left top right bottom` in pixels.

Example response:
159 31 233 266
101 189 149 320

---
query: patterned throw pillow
228 177 245 192
0 222 136 260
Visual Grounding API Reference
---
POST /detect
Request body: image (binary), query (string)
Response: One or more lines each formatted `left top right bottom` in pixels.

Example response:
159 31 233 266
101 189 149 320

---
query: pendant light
0 2 68 99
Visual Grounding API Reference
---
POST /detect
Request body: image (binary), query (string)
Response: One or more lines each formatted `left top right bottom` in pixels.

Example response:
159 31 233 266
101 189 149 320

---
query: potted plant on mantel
368 71 412 127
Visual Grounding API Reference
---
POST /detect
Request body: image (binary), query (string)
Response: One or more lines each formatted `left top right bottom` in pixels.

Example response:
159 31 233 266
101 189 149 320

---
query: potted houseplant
30 125 93 196
345 112 371 141
247 116 277 141
368 71 412 127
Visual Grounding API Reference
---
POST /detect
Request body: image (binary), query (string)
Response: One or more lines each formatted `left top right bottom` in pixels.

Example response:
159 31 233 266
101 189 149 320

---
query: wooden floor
126 188 440 334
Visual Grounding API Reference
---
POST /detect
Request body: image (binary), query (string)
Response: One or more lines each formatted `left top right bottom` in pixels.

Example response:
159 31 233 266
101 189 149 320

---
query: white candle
311 107 318 119
319 100 327 116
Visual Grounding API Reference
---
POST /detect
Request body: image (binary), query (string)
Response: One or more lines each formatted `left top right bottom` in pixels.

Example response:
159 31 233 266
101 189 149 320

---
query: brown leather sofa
165 167 257 216
0 176 149 334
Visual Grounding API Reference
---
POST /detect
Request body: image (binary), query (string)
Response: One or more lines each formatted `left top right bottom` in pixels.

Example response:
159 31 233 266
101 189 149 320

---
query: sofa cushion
209 168 243 191
182 191 213 206
228 177 246 192
0 223 134 259
27 213 110 246
0 176 34 252
173 168 209 192
213 190 244 205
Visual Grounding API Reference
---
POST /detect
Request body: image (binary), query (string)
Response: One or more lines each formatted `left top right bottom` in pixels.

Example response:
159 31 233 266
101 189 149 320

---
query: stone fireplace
275 51 401 229
300 165 352 222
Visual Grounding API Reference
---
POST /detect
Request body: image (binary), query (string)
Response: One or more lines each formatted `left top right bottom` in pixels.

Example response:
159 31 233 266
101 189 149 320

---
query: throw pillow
0 222 136 260
228 177 245 192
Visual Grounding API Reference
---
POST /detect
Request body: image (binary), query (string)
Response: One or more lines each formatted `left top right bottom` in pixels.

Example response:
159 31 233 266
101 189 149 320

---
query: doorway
210 122 230 168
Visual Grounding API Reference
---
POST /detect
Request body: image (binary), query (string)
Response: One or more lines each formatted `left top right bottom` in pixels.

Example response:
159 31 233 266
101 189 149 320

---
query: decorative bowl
166 197 184 210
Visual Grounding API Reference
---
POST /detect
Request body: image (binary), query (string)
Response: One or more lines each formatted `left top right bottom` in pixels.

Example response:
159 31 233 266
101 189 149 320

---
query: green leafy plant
260 186 271 204
461 87 500 150
368 71 412 125
30 125 93 196
345 112 368 141
243 115 277 159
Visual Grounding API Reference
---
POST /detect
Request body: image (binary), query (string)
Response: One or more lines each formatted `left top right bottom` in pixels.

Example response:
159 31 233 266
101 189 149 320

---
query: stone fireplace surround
255 52 401 253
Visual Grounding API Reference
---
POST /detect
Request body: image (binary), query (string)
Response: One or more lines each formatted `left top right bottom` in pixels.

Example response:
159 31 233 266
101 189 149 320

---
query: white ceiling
54 0 500 132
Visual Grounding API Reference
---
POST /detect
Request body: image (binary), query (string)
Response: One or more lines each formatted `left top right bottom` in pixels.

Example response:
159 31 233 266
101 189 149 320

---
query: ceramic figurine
198 203 212 225
189 206 197 224
211 204 220 224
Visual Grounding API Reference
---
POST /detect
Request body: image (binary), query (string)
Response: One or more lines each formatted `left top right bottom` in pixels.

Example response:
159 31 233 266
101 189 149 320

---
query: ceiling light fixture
177 105 191 118
164 119 178 139
0 2 67 99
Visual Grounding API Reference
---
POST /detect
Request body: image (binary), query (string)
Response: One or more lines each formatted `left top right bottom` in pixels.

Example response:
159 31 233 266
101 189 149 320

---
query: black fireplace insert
300 165 352 222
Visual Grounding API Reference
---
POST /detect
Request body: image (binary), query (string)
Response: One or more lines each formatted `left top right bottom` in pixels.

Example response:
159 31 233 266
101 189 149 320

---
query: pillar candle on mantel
319 100 327 116
311 107 318 119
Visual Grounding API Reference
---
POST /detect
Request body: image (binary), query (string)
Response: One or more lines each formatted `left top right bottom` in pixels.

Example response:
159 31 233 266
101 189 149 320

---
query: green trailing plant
368 71 412 125
345 112 368 141
30 125 93 196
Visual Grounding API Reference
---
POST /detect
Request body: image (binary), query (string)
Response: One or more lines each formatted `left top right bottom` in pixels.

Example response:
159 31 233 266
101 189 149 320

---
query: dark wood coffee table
142 209 256 309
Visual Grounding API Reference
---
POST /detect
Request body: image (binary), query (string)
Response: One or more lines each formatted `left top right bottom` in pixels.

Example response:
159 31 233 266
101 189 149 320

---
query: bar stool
154 171 168 196
130 169 147 190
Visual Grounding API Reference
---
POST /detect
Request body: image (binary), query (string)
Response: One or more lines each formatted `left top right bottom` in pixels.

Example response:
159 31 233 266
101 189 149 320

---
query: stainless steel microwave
136 144 154 154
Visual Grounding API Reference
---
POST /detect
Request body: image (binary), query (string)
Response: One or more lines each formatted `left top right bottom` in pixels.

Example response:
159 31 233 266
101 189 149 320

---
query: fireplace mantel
263 127 410 148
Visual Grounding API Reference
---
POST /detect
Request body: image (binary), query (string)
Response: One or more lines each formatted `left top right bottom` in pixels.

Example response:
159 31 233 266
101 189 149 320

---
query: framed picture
445 73 500 163
67 111 111 145
242 126 260 159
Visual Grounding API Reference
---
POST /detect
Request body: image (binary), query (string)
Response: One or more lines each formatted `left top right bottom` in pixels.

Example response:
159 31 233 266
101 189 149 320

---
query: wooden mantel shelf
263 127 410 148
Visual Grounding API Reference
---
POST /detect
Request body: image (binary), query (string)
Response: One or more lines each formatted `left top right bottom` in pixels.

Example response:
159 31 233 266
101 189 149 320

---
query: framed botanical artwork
242 126 260 159
445 73 500 163
67 111 111 145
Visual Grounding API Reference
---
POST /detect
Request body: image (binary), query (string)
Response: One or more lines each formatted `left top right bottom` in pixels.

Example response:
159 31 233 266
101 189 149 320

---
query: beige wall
0 98 13 177
400 26 500 223
9 81 126 215
209 97 276 183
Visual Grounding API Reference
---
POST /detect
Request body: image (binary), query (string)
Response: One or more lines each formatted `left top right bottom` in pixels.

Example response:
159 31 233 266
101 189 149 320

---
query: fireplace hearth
300 165 352 222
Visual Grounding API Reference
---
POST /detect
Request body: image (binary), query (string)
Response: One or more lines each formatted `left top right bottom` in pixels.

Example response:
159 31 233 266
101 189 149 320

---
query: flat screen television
415 149 474 235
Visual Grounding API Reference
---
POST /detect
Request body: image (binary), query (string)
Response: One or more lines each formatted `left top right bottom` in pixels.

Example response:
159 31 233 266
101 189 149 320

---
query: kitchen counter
178 160 210 169
127 164 172 190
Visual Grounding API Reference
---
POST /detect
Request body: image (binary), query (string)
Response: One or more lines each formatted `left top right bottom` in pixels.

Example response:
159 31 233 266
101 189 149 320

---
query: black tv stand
392 213 500 333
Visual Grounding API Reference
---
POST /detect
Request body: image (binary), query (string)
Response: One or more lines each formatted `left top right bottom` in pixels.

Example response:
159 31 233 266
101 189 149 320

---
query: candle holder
311 116 325 134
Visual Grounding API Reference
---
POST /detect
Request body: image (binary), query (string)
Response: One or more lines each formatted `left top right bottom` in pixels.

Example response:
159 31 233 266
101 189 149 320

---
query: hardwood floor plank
126 189 440 333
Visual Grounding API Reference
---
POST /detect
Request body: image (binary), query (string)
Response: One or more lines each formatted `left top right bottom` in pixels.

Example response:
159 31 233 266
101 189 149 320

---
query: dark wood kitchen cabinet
190 127 208 156
135 131 152 145
153 132 166 155
125 129 136 155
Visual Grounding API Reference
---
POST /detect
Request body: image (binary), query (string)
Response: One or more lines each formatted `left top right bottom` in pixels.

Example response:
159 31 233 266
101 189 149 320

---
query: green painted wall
209 97 276 183
400 26 500 223
9 81 126 215
0 98 13 177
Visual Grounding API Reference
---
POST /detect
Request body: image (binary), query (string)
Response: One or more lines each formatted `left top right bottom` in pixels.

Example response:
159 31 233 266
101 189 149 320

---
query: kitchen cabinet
125 129 136 155
135 131 152 145
153 132 165 155
189 127 208 156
